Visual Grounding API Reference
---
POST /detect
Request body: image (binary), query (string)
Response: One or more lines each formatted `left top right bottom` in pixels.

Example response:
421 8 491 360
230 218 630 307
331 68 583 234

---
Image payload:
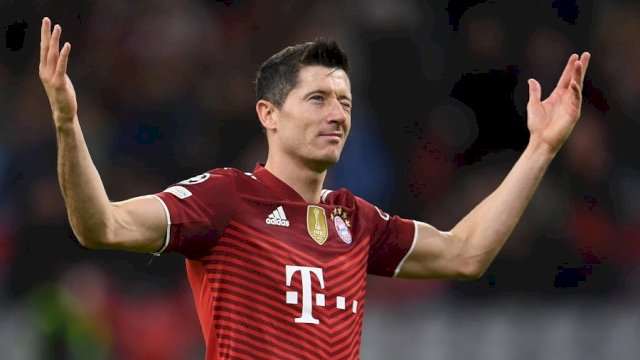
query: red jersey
152 164 416 360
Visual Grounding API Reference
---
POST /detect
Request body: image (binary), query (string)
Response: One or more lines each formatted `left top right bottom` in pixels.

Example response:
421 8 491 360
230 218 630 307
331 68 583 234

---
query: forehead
292 65 351 95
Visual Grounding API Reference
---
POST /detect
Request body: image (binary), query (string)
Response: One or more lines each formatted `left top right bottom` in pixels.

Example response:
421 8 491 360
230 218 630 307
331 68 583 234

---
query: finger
556 53 578 90
528 78 541 105
570 80 582 102
55 43 71 81
571 60 583 90
40 18 51 71
578 52 591 88
47 24 61 70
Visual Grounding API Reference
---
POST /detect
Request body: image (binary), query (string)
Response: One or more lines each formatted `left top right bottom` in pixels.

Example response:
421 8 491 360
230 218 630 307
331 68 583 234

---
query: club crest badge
307 205 328 245
331 208 352 244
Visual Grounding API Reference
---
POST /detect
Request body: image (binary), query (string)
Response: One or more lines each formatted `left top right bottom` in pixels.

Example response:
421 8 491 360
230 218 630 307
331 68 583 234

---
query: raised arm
398 52 591 279
39 18 166 253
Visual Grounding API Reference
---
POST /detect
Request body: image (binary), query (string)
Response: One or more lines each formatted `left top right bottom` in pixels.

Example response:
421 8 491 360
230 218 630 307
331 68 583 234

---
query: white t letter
285 265 325 324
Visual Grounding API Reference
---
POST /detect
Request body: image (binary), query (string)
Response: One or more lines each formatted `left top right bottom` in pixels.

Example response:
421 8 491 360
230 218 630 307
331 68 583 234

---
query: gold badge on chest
307 205 328 245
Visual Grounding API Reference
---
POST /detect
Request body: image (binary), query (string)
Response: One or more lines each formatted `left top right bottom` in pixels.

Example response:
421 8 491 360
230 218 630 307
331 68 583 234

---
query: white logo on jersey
285 265 358 325
163 185 192 199
266 206 290 227
178 173 210 185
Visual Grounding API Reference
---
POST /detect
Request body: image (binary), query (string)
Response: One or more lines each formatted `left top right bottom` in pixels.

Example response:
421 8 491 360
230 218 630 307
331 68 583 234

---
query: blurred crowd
1 0 638 359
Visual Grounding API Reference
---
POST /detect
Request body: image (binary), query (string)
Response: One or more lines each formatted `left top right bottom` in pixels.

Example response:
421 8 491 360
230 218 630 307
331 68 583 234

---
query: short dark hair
255 38 350 108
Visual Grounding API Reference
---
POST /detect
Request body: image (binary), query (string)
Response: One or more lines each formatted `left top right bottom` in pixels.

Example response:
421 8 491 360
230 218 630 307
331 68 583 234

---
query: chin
307 153 340 171
321 150 342 164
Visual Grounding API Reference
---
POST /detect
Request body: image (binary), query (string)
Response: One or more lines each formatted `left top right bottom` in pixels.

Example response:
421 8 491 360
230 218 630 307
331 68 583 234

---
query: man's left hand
526 52 591 155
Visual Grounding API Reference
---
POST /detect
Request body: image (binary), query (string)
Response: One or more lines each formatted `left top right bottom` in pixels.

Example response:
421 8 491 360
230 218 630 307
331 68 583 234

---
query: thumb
527 78 541 105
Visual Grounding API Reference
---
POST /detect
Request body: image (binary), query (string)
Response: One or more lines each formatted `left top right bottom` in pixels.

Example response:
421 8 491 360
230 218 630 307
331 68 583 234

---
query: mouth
318 132 343 141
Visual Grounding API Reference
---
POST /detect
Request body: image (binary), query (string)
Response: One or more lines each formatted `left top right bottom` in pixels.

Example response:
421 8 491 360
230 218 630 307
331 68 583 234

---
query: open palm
526 53 590 155
39 17 77 123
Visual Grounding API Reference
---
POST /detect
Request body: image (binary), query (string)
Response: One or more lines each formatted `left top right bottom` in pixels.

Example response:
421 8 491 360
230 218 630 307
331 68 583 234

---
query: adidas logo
266 206 290 227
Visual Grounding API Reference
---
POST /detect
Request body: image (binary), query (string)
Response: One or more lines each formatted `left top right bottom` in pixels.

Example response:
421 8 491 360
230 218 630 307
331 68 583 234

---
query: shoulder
322 187 370 210
162 167 245 199
322 188 353 205
323 188 391 221
177 167 248 186
322 187 367 203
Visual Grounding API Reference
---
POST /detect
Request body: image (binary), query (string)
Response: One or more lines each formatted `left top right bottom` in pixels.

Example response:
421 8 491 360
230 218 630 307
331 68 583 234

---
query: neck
264 155 327 203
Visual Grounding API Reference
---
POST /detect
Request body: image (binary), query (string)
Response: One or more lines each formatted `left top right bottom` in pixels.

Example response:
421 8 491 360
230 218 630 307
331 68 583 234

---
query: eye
310 95 324 102
341 102 352 113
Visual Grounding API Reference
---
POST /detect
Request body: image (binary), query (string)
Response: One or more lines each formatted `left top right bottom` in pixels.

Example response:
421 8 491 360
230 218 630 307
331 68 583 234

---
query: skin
39 17 590 280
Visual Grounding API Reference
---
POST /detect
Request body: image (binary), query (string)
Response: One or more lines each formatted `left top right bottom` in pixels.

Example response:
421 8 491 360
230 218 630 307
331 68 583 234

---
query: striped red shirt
153 164 416 359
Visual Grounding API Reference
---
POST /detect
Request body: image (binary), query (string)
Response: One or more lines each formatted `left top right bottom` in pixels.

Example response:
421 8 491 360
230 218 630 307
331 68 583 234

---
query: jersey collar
252 163 309 203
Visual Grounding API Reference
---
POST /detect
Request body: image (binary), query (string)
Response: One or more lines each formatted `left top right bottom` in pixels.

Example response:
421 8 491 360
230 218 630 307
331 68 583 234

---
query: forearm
450 138 555 275
56 115 113 247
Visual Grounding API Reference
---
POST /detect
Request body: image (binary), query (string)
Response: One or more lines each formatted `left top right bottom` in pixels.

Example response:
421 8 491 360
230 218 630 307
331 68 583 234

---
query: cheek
280 122 309 147
278 113 318 149
292 120 314 142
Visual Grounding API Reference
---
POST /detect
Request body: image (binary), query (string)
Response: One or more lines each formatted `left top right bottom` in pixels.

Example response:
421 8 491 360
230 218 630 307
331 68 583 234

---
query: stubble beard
303 146 342 173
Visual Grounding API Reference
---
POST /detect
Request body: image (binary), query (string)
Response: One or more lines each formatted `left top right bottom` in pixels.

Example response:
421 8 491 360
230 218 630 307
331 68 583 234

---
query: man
39 16 589 360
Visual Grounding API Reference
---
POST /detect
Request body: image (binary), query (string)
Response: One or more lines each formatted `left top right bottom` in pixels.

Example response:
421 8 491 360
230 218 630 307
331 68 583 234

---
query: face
267 65 352 170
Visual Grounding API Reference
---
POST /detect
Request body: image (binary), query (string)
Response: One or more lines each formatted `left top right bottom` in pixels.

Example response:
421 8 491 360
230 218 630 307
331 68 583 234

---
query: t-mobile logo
285 265 358 325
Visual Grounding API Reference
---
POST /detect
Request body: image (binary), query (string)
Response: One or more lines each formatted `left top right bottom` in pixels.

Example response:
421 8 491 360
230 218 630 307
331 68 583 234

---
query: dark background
0 0 638 358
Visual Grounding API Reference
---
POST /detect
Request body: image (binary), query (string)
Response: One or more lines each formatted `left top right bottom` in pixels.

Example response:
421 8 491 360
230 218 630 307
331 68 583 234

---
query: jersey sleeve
355 197 417 277
151 169 238 259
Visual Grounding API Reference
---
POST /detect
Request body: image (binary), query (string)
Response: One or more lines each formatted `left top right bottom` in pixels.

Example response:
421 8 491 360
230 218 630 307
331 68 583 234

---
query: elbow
460 268 485 281
74 232 107 250
449 233 491 280
68 204 123 250
77 238 97 249
76 235 105 250
71 222 114 250
456 260 487 280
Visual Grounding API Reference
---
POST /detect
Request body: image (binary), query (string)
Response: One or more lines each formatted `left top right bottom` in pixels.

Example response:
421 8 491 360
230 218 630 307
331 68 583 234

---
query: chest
207 196 369 326
231 195 361 262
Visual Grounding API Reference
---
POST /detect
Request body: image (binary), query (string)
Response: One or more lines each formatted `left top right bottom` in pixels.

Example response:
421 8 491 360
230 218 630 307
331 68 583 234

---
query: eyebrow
303 89 352 103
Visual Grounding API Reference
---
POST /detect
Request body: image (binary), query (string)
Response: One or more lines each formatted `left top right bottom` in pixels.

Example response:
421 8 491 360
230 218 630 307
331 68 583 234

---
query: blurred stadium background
1 0 639 359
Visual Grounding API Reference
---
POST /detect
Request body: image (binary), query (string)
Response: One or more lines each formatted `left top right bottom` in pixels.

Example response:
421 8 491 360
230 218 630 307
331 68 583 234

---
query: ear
256 100 278 131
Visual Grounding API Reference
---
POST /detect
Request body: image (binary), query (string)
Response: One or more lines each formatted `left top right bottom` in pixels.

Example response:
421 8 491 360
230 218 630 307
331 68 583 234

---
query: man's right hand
39 17 77 127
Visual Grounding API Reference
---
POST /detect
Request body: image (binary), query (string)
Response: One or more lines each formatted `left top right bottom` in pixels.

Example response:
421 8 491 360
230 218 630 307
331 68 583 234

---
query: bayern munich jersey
151 164 417 360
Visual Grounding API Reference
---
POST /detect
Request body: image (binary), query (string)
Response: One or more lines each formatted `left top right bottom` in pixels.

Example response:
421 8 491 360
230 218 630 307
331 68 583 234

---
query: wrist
525 136 557 162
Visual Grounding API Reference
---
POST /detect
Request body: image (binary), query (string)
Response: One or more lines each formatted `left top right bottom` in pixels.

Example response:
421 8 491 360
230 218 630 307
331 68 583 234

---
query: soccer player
39 16 589 360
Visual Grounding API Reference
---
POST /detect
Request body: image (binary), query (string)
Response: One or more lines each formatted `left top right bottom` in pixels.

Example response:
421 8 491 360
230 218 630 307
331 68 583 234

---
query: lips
319 131 343 139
